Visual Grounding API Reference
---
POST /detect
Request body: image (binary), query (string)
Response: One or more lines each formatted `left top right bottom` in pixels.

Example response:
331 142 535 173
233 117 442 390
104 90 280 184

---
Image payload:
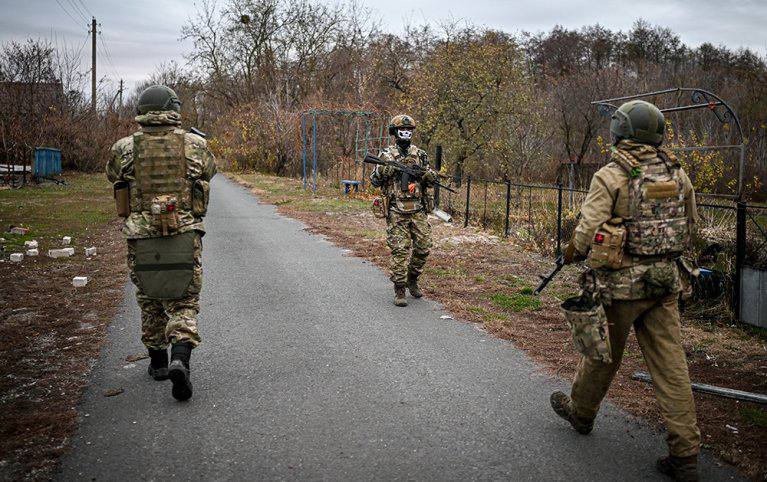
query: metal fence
433 172 765 322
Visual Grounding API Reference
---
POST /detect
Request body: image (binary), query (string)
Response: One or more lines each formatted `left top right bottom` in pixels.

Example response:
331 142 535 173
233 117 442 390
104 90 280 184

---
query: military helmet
388 114 416 135
137 85 182 115
610 100 665 146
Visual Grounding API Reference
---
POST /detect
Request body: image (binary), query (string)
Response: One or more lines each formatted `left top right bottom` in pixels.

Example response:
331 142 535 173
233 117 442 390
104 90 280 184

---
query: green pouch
134 232 196 299
641 264 677 298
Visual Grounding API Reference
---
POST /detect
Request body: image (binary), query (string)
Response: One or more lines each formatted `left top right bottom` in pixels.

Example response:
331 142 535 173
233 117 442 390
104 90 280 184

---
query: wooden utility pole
118 79 123 109
91 17 97 113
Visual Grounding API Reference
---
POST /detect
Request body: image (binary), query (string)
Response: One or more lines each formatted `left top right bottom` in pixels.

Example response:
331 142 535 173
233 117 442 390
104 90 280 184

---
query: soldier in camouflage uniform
107 85 216 401
550 100 701 481
370 114 438 307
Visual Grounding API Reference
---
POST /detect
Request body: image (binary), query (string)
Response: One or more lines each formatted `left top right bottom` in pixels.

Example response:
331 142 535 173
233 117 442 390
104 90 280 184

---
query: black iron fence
433 173 766 322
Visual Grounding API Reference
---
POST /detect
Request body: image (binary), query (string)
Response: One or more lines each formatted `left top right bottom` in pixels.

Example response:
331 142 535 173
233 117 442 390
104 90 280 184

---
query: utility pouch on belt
423 193 435 213
150 195 180 236
561 293 612 364
114 181 131 218
192 179 210 217
641 264 678 299
587 218 626 269
372 197 387 219
133 232 196 299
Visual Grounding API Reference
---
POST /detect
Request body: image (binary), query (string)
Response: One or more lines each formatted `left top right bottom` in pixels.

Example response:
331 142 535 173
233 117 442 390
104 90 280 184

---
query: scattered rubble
103 388 124 397
48 248 75 258
436 233 500 247
72 276 88 287
85 247 97 257
9 227 29 235
10 253 23 262
62 236 72 245
24 240 38 249
26 249 39 257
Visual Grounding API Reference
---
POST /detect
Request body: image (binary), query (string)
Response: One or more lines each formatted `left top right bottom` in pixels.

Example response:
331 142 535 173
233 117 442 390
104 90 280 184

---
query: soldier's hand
563 240 581 265
421 169 437 184
380 165 396 178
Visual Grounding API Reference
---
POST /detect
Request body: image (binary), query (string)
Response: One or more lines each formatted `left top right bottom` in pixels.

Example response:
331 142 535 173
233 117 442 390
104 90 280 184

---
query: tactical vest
382 146 425 213
132 128 191 213
612 147 689 257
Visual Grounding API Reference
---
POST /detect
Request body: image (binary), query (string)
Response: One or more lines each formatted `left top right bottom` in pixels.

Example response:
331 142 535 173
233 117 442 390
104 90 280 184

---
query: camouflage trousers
126 234 203 350
387 210 432 285
570 294 700 457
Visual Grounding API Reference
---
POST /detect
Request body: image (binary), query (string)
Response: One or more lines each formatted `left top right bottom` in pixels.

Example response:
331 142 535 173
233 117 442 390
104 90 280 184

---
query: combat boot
147 348 169 381
407 274 423 298
168 342 193 401
394 283 408 307
656 455 699 482
550 391 594 435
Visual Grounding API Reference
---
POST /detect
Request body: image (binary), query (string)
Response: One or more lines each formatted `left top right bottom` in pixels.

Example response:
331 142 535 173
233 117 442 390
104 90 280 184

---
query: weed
739 407 767 428
489 292 542 312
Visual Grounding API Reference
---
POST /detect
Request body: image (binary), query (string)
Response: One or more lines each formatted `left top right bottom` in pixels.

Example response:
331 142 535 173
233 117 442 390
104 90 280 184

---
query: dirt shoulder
0 174 127 480
228 171 767 480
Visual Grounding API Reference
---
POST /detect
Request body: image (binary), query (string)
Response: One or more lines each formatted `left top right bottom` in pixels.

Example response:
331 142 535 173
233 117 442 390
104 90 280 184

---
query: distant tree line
1 1 764 198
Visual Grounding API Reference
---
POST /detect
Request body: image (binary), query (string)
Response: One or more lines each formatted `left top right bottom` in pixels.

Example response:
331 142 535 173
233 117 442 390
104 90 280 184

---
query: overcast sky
1 0 765 95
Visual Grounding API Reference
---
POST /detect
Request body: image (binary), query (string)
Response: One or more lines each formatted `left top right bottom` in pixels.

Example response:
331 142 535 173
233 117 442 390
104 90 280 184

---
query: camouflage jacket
106 111 217 239
573 139 698 300
369 144 435 214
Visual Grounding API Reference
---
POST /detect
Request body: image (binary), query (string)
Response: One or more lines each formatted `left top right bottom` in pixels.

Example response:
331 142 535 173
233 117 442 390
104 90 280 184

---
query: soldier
107 85 217 401
550 100 701 481
370 114 438 307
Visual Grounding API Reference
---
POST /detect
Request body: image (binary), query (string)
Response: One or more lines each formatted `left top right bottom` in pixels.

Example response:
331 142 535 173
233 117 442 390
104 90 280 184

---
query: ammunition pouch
423 193 435 213
641 263 678 299
561 293 612 364
587 218 626 270
133 232 196 299
192 179 210 217
114 181 131 218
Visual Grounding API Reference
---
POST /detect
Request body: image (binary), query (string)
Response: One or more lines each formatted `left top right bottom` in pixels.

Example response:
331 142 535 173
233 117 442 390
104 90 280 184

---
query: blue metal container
33 147 62 178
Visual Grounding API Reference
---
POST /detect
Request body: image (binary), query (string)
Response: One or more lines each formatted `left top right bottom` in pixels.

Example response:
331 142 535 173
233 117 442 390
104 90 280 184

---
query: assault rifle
534 255 565 295
363 154 457 193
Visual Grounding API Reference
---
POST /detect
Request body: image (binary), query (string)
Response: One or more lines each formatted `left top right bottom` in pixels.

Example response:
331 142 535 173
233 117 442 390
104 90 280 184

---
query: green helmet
137 85 181 115
610 100 665 146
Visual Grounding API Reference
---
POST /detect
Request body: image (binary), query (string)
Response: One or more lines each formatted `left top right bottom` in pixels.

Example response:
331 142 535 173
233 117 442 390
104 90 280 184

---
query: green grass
489 291 542 312
739 407 767 428
0 173 113 252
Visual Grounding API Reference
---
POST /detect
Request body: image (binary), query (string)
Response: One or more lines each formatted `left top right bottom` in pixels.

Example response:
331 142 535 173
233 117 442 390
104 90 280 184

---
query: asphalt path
57 176 740 481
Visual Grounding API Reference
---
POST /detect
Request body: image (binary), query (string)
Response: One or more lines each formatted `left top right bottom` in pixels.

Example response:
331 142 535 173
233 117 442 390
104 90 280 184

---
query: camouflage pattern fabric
127 233 203 349
570 294 700 457
370 144 435 215
561 293 612 364
611 140 689 256
572 139 697 301
106 111 217 240
387 210 432 285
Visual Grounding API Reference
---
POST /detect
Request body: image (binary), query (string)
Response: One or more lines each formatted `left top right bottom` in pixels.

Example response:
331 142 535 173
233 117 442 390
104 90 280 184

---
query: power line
65 0 89 23
75 0 95 18
98 31 121 80
54 0 86 29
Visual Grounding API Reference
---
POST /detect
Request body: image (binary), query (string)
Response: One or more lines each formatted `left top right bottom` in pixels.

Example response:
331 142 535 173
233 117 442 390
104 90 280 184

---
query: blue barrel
34 147 62 178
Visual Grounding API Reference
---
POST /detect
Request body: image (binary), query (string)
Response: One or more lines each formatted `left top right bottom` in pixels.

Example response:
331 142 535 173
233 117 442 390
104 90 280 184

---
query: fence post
734 201 746 321
434 145 443 207
556 183 563 256
504 180 511 237
464 176 472 228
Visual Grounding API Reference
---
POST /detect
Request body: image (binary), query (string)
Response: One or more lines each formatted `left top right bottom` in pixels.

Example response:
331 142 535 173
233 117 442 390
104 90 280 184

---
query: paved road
58 176 739 481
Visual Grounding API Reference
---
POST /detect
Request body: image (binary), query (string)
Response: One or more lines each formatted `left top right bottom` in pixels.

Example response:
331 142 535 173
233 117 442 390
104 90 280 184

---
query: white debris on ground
436 232 500 247
24 240 38 249
9 227 29 235
725 424 739 434
10 253 23 262
72 276 88 287
26 248 39 256
85 247 97 257
440 315 453 320
49 248 75 258
62 236 72 245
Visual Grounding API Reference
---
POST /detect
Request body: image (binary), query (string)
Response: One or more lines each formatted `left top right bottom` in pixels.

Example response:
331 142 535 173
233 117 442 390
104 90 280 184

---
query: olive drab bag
133 232 196 299
561 292 612 364
611 147 689 256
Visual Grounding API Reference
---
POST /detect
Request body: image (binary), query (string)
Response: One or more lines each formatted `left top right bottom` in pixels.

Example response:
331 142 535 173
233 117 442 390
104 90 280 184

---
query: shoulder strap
610 147 641 178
